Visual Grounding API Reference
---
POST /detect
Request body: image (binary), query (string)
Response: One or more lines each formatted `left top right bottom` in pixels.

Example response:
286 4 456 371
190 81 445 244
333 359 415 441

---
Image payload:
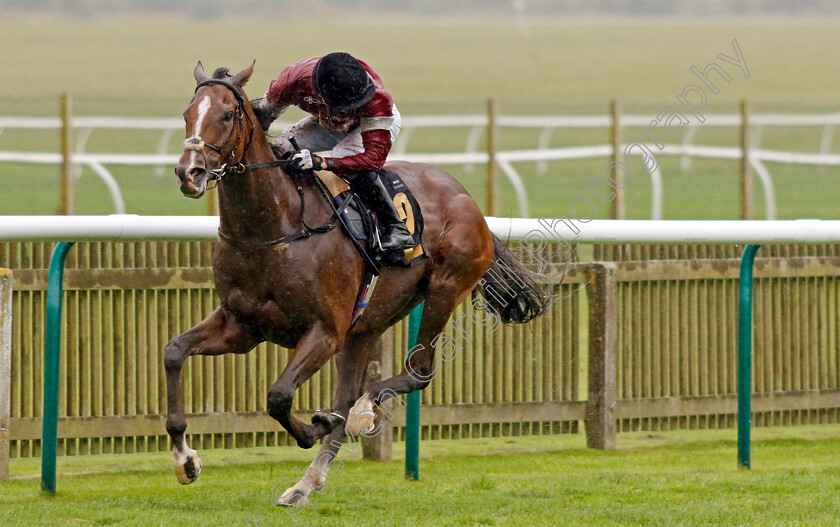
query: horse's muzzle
174 163 209 199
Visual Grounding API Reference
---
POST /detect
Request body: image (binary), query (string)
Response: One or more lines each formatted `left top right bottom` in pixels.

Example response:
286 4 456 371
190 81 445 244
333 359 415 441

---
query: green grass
2 18 840 218
3 425 840 526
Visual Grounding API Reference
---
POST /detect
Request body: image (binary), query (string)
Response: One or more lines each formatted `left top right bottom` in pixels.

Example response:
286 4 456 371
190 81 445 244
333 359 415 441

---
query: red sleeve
329 129 392 174
266 67 294 107
266 58 318 108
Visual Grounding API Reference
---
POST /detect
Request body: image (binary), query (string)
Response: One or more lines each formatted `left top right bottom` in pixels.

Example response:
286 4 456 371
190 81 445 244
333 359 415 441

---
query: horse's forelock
212 67 231 80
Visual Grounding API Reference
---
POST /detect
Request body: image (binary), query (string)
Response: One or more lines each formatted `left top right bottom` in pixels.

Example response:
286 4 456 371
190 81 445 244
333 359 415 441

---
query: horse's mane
268 142 286 160
248 96 276 135
212 67 231 79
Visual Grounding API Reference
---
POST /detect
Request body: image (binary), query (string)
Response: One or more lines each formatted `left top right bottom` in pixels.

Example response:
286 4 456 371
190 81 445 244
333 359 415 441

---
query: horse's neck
216 139 301 241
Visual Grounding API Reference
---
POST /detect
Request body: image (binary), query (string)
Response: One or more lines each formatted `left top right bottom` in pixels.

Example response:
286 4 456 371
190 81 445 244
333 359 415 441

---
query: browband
195 78 246 106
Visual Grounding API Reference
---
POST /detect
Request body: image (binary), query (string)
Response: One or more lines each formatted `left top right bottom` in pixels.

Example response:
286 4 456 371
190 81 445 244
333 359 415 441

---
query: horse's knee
166 415 187 438
163 336 189 371
408 375 431 392
267 384 294 421
404 360 435 392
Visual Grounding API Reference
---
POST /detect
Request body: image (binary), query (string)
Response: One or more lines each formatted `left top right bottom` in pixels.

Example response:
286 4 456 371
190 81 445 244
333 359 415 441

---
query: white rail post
0 268 12 481
819 124 836 172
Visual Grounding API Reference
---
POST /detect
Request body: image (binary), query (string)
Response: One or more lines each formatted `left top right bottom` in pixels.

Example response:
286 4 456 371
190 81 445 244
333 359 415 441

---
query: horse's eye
222 111 234 122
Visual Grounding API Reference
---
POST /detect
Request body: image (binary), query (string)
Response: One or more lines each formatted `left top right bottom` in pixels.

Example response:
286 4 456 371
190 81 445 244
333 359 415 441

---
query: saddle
316 169 429 268
314 168 429 326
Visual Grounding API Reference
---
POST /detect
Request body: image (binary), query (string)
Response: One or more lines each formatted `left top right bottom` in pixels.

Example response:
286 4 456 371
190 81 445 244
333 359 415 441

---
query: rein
192 78 354 253
217 189 352 250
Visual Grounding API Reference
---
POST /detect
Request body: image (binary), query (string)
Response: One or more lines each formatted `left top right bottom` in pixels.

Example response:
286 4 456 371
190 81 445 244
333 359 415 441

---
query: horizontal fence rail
2 216 840 244
3 143 840 219
3 109 840 218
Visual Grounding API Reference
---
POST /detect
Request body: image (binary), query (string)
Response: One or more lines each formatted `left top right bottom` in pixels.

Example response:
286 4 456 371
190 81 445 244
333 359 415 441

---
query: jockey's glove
291 149 330 171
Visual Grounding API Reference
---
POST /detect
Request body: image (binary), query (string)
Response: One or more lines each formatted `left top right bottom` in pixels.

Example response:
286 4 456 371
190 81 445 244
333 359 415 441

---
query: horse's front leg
267 321 347 449
165 306 261 484
276 332 379 508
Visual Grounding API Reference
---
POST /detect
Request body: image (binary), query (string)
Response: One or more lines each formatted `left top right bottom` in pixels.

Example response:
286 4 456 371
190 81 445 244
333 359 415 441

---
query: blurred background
1 0 838 219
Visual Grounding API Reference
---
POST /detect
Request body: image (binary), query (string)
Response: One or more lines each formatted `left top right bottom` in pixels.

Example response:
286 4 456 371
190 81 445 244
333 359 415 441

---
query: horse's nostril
175 164 197 181
187 166 206 180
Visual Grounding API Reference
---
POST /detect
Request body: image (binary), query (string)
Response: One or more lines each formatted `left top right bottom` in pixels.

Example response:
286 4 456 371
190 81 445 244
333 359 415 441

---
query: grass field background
4 425 840 526
1 17 839 219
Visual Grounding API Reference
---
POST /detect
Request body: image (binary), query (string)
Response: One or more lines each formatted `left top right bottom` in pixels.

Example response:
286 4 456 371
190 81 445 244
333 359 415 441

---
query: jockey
255 52 415 252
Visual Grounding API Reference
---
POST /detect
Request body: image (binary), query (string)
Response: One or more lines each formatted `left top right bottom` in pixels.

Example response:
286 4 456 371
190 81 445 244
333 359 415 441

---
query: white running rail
2 113 840 218
1 215 840 245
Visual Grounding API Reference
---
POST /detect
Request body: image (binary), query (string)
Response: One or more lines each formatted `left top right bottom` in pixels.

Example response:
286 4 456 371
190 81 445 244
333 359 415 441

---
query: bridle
184 78 293 185
184 77 368 260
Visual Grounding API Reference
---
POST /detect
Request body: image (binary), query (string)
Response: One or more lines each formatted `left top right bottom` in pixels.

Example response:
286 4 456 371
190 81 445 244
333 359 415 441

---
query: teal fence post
405 303 423 481
42 241 75 494
738 244 760 470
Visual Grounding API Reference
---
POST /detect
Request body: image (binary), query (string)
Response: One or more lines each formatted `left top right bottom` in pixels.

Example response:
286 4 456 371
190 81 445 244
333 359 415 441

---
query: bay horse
169 61 548 507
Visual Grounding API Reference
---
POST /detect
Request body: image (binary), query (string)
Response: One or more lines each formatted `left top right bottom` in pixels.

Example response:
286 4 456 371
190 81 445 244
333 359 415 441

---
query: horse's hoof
276 488 309 508
329 412 346 428
294 411 345 449
348 413 375 436
312 410 346 431
174 453 202 485
311 410 331 427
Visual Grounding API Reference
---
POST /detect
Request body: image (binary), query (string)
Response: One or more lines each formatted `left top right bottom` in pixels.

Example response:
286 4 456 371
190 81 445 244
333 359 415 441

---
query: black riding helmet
313 52 376 111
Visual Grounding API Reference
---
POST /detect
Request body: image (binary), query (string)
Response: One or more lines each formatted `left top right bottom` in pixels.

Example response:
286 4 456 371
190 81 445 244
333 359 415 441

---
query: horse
169 61 549 507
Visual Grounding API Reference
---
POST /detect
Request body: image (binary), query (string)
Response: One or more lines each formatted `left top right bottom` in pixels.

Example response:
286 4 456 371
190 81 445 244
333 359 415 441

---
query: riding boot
350 172 415 251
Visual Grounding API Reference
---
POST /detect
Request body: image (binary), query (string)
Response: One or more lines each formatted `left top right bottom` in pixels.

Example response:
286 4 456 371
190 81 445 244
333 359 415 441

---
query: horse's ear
194 61 209 84
232 60 256 89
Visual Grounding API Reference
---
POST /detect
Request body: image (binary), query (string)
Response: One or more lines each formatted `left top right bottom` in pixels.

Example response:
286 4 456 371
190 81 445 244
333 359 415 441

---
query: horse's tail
478 233 551 324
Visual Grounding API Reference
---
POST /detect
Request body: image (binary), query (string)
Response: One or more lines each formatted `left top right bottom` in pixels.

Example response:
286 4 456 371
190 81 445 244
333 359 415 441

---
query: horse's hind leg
165 307 261 485
349 298 457 421
276 331 379 508
351 221 493 420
